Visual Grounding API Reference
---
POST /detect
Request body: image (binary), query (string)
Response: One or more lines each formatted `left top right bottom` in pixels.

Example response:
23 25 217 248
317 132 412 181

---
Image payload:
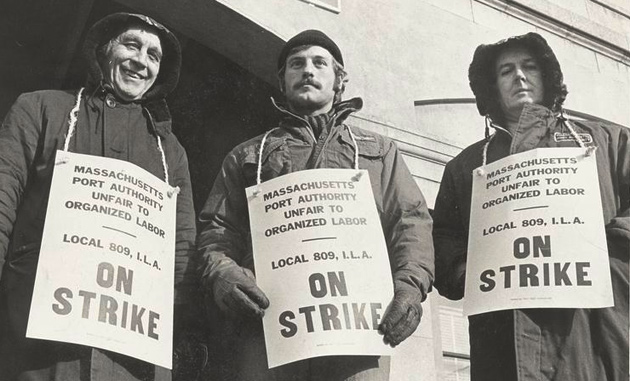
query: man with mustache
197 30 434 380
433 32 629 380
0 13 199 380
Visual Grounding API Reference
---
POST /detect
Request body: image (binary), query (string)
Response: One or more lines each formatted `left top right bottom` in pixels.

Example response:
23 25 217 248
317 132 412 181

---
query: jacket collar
272 97 363 128
85 84 172 138
490 103 559 154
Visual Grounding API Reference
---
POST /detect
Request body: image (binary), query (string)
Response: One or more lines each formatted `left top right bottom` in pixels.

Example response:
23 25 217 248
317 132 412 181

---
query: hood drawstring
62 88 178 197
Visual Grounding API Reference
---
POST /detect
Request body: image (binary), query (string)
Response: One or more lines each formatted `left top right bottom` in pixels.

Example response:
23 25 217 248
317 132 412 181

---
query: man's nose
514 68 526 81
130 50 148 68
302 60 315 76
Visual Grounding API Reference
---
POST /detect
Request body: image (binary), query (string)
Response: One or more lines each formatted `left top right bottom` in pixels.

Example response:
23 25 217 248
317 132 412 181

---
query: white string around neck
63 87 176 195
476 115 596 176
255 125 361 187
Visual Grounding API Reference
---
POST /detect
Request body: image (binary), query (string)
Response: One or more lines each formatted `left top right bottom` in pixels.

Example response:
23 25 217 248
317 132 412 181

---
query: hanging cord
345 125 360 171
345 125 363 181
481 133 496 167
475 113 595 178
563 118 596 156
63 87 178 196
482 117 497 164
145 110 179 197
63 88 85 152
256 128 278 186
251 128 277 196
253 124 362 194
475 117 497 176
484 115 491 140
152 127 170 185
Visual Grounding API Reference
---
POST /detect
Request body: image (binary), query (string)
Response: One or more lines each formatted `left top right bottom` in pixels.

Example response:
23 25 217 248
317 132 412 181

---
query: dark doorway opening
169 38 281 212
0 0 281 213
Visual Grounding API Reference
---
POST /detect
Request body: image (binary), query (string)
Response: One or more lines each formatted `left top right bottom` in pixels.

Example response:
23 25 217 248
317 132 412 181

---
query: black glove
212 264 269 318
378 283 423 347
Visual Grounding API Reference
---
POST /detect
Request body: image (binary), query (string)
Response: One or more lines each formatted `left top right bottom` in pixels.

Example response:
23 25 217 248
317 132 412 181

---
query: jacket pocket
241 137 287 185
338 128 384 162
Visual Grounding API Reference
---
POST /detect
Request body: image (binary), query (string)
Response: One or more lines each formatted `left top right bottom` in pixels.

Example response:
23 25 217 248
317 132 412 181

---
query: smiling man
433 32 629 380
0 13 199 381
99 25 163 102
197 30 434 380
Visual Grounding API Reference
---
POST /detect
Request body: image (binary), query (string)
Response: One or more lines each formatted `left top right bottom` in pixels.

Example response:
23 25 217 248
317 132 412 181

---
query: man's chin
113 87 144 101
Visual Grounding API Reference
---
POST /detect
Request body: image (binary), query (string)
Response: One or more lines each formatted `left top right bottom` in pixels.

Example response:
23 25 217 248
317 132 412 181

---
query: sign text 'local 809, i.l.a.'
26 151 177 369
246 168 395 369
464 147 614 316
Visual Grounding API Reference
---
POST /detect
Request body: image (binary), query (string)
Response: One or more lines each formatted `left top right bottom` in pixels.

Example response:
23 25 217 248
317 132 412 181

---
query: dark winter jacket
0 12 195 381
198 97 433 302
433 103 629 381
197 98 434 380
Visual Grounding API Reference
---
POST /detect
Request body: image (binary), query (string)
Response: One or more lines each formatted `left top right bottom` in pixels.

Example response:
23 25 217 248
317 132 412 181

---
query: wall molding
348 113 460 167
475 0 630 65
591 0 630 20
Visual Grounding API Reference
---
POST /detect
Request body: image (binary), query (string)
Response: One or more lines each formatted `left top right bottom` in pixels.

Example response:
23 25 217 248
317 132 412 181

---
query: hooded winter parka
433 103 630 381
197 98 434 380
0 13 196 381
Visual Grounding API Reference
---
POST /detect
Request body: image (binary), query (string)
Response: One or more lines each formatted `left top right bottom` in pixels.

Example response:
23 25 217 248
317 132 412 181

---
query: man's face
495 46 545 121
283 46 337 115
101 26 162 101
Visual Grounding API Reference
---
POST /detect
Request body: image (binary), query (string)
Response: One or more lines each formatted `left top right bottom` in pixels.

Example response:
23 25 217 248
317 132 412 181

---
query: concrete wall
117 0 630 197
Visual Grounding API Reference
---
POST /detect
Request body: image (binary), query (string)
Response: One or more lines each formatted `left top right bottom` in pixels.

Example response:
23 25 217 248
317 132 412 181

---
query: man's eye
149 53 161 63
314 59 327 67
124 42 139 50
289 61 303 69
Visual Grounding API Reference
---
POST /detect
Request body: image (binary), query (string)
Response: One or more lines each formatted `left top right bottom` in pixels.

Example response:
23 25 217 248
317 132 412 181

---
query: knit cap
277 29 343 70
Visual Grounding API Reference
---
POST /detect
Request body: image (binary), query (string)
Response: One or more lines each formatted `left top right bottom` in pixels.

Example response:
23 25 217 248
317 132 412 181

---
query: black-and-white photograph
0 1 628 380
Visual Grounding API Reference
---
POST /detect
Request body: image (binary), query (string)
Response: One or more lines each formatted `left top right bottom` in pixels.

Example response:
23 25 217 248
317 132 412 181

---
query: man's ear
333 75 345 93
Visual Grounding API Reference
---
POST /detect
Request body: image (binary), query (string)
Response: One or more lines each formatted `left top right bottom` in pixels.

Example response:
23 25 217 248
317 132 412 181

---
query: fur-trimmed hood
468 32 567 124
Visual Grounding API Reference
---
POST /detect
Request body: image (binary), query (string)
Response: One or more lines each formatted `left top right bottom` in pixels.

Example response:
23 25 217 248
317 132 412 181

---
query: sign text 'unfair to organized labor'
27 151 177 369
464 148 613 316
247 169 394 369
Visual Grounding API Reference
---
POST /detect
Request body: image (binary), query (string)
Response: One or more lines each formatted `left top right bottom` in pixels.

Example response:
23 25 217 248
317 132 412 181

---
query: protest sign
27 151 177 369
464 147 613 316
246 168 395 368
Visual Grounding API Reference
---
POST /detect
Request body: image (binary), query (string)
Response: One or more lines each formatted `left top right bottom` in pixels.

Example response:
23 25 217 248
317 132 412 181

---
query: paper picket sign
246 168 395 368
464 147 613 316
26 150 177 369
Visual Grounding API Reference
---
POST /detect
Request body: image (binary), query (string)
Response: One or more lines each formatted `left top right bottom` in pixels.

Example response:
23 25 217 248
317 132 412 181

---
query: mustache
294 78 321 89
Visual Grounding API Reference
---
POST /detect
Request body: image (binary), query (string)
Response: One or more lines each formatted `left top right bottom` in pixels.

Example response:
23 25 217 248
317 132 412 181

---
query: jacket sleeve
380 141 434 301
605 125 630 256
432 162 468 300
197 150 250 291
169 143 198 305
0 94 42 281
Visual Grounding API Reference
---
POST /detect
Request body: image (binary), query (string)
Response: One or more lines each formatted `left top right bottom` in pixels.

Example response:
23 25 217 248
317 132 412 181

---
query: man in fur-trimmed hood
433 32 629 381
0 12 199 381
